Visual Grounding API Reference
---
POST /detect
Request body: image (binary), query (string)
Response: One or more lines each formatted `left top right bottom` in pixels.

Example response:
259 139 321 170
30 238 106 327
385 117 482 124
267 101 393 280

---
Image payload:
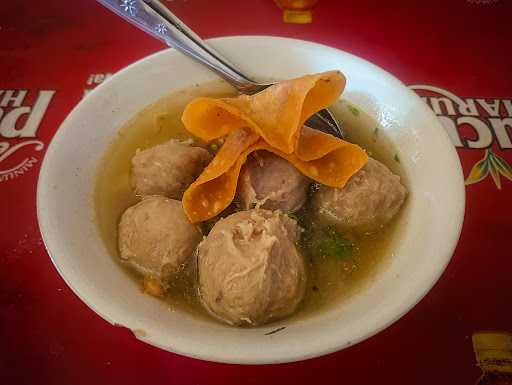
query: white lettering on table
410 84 512 149
0 89 55 182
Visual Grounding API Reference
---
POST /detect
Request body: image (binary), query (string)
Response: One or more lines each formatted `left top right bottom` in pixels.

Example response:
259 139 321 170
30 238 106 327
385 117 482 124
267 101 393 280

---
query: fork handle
97 0 265 93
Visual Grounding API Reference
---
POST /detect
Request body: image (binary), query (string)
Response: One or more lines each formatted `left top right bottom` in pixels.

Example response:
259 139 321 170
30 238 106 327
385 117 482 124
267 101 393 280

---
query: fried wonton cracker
181 71 368 222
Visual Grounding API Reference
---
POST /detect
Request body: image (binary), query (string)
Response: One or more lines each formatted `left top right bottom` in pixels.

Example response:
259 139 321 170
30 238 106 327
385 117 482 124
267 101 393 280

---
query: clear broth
95 80 406 324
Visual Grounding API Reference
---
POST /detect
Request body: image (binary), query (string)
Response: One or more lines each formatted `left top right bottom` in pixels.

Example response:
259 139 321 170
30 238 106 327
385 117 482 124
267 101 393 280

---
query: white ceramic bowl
37 36 465 364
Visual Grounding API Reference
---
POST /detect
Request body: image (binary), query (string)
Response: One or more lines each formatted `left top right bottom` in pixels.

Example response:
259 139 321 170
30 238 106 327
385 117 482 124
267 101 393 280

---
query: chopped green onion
300 223 353 259
348 105 360 116
315 225 353 258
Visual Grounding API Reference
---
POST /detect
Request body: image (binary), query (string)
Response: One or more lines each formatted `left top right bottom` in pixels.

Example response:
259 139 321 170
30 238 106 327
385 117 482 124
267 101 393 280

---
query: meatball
131 139 211 199
197 209 306 326
313 158 406 230
118 196 202 284
237 151 309 212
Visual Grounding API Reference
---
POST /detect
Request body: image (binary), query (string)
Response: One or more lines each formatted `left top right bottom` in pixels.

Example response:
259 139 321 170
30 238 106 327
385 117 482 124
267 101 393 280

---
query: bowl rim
37 35 466 364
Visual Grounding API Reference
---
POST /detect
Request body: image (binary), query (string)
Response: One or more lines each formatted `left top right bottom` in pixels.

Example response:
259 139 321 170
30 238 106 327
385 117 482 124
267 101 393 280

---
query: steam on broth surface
95 79 406 324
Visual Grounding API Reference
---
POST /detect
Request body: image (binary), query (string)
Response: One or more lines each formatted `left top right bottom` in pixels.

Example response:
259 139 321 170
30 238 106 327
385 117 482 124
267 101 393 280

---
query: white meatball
237 151 309 212
197 209 306 326
313 158 406 230
118 196 201 284
132 139 211 199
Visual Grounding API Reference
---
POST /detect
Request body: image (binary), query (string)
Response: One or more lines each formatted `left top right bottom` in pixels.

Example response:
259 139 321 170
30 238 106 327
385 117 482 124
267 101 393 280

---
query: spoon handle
97 0 265 93
97 0 344 138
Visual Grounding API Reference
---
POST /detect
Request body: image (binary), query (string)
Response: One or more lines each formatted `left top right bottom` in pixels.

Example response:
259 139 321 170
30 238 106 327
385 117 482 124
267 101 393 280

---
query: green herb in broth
292 210 353 260
94 81 405 324
347 104 360 116
310 225 353 259
209 142 219 151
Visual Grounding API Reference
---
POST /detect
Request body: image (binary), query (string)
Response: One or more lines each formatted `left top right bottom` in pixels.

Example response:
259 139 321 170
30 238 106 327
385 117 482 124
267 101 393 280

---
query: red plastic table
2 1 511 384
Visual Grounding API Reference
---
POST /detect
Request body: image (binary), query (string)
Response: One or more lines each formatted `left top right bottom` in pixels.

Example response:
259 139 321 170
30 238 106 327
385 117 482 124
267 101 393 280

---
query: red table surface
1 1 511 384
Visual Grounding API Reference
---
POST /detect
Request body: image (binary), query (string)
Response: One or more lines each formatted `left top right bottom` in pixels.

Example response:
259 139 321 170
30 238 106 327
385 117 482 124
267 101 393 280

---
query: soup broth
95 80 405 323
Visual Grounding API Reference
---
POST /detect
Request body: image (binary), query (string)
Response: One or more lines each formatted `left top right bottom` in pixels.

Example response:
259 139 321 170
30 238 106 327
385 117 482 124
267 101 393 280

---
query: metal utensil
97 0 344 138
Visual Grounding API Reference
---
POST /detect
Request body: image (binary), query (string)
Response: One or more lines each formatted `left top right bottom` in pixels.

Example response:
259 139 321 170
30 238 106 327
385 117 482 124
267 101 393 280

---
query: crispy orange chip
181 71 368 223
182 71 345 154
182 127 259 223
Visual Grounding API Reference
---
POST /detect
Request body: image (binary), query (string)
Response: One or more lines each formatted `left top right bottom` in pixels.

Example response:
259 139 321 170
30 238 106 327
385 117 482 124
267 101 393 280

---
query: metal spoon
97 0 344 139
